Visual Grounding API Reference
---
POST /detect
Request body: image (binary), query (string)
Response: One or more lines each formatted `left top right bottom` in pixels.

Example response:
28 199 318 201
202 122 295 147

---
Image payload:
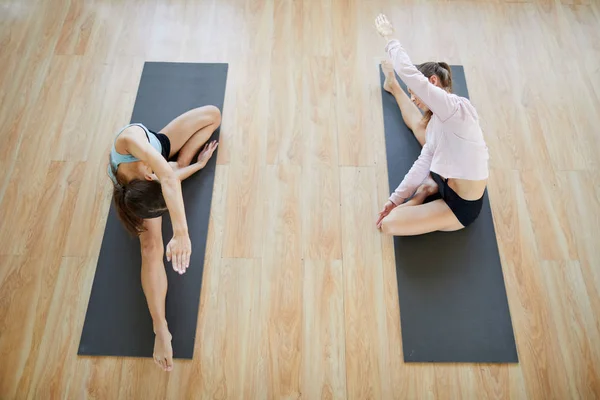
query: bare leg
160 105 222 165
381 60 426 146
380 176 462 235
380 197 464 236
140 217 173 372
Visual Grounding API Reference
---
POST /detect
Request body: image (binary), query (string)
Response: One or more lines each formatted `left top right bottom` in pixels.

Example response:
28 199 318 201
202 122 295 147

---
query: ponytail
436 62 453 92
113 182 146 236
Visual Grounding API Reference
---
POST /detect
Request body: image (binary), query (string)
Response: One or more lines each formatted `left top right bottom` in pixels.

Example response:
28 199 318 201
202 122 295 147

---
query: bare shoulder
119 125 147 142
115 125 147 153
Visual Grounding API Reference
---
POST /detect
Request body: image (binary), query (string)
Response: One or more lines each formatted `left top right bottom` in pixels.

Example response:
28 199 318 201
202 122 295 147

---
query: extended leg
139 217 173 372
382 60 426 146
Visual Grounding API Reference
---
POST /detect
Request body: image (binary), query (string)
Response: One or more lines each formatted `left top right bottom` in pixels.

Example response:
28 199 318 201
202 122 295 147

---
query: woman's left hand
375 14 394 39
166 233 192 274
197 140 218 168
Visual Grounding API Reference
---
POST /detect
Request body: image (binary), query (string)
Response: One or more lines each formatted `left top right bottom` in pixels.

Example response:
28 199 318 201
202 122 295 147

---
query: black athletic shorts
424 172 484 227
148 129 171 160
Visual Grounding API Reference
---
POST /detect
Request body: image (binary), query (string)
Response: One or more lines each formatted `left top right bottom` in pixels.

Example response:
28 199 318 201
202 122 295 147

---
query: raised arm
385 41 457 121
390 141 434 205
375 14 458 122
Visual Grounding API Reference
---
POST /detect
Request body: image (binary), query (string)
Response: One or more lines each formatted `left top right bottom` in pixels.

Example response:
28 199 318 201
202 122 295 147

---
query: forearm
390 145 433 204
161 177 188 236
385 39 426 94
175 162 204 181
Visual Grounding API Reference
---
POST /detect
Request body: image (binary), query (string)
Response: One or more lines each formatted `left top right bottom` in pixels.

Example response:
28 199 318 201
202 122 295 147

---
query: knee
205 105 221 127
380 217 395 236
141 239 164 260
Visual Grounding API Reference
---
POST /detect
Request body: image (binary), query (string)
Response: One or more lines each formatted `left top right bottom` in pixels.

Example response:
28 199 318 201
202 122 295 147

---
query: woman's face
408 88 428 112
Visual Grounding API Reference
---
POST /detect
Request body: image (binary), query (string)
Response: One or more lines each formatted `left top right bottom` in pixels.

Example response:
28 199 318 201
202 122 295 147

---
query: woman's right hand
375 14 394 39
166 234 191 274
376 200 398 229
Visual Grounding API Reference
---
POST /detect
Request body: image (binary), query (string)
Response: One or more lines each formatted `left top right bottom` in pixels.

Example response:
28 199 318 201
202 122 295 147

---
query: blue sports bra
107 123 162 184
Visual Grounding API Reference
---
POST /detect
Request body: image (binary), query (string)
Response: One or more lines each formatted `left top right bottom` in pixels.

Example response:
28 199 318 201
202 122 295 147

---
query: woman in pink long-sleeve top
375 14 489 235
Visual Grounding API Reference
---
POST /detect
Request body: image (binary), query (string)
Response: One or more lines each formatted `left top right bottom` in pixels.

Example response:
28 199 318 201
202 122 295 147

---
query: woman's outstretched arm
376 14 458 122
123 127 190 273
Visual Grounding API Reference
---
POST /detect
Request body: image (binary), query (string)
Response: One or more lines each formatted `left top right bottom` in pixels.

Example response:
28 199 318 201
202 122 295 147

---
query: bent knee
380 217 395 236
204 105 221 127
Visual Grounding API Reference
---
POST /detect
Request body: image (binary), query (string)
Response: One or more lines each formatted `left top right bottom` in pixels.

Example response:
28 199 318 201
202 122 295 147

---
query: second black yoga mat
78 62 228 359
380 65 518 363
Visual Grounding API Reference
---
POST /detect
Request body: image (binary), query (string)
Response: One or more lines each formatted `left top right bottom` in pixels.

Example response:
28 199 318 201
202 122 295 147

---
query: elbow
160 174 180 193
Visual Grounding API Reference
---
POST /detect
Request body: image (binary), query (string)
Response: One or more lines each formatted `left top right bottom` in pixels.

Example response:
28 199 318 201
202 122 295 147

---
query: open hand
166 234 191 274
375 14 394 38
197 140 218 168
376 200 397 229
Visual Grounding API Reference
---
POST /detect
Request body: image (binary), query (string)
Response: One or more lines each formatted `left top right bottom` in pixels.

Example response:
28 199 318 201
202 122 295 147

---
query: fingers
166 355 173 372
165 243 172 262
184 251 190 272
376 210 388 228
208 141 218 156
155 355 166 371
174 253 181 274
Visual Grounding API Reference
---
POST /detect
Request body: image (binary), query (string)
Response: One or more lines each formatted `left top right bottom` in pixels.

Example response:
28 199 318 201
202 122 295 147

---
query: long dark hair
417 61 453 123
113 179 168 236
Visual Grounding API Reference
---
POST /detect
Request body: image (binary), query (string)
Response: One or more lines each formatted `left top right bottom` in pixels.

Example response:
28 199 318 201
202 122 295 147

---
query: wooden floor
1 0 599 398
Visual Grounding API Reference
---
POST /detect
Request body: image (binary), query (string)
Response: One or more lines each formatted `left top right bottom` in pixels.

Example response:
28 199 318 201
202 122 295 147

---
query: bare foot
382 60 400 94
153 327 173 372
397 176 439 208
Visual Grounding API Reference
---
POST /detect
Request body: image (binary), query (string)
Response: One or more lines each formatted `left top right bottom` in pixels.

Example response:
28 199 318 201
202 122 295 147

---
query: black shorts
424 172 484 227
149 129 171 160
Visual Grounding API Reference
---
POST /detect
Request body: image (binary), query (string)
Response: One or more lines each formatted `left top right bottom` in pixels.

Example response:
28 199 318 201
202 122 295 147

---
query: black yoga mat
78 63 228 359
379 65 518 363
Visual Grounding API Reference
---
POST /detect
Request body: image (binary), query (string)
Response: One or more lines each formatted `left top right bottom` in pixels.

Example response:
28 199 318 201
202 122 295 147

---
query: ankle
389 80 401 93
153 321 170 335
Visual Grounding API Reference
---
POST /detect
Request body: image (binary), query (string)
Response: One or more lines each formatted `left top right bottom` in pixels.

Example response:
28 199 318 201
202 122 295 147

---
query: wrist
173 226 189 237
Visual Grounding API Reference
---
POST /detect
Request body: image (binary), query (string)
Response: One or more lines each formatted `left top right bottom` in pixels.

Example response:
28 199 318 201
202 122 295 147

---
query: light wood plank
542 261 600 399
266 0 304 165
302 259 347 400
340 166 389 399
261 165 303 398
301 57 342 260
25 257 96 399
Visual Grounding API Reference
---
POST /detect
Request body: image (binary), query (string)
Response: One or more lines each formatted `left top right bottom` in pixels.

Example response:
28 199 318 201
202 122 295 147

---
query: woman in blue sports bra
107 105 221 372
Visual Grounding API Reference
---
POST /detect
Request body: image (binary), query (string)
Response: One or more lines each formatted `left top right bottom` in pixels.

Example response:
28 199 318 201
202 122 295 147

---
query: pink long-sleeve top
386 39 489 205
